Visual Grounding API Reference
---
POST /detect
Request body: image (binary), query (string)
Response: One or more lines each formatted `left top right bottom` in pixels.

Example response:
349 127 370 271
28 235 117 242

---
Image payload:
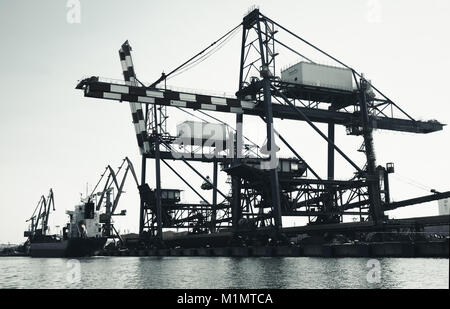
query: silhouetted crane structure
76 9 449 246
86 157 138 244
25 189 55 239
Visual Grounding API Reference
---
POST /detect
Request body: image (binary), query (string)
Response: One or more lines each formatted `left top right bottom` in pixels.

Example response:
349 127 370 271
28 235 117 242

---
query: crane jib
84 81 257 113
78 79 443 134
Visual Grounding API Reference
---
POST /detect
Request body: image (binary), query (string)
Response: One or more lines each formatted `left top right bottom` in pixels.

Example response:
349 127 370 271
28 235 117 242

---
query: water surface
0 257 447 289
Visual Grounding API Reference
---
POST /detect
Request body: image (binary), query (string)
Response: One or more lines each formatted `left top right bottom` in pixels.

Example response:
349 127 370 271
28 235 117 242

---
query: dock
97 239 449 258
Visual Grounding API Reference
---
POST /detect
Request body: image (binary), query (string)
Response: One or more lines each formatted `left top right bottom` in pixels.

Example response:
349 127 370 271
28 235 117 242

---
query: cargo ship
27 236 107 258
23 159 133 257
24 190 108 257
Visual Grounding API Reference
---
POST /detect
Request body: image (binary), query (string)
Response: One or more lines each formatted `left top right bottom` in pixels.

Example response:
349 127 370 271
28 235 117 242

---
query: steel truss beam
76 79 444 134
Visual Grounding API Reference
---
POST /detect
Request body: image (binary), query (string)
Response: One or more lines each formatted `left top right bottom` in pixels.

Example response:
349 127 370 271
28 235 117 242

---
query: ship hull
30 237 107 257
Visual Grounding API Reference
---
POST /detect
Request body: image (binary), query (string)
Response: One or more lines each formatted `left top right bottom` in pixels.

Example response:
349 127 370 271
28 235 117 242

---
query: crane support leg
211 160 218 233
231 114 243 229
255 18 282 229
153 107 163 239
359 78 384 224
139 155 146 236
327 122 335 180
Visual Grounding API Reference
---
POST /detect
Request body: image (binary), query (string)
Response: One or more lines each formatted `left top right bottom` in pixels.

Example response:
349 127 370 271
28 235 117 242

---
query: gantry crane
76 8 449 244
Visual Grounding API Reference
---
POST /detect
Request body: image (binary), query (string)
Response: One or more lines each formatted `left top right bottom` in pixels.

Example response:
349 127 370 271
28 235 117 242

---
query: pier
97 239 449 258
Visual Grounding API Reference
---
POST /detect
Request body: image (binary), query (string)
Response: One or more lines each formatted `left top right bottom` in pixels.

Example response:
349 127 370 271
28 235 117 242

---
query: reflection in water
0 256 448 289
224 258 290 289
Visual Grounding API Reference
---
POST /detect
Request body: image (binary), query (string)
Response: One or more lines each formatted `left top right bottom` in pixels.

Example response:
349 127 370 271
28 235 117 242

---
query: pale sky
1 0 449 244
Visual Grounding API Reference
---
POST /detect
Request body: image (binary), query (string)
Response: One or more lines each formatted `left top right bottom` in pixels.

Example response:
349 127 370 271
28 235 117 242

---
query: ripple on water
0 256 448 289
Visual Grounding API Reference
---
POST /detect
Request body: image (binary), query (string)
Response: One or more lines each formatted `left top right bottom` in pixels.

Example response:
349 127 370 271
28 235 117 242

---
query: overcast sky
0 0 449 244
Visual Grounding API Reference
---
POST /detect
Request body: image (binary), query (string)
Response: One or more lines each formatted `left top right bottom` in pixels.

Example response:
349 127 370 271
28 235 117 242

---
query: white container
176 121 228 142
438 198 450 215
281 62 353 91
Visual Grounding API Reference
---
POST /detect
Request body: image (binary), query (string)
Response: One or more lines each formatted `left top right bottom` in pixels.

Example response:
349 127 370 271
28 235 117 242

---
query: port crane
76 8 449 244
88 157 139 243
24 189 55 239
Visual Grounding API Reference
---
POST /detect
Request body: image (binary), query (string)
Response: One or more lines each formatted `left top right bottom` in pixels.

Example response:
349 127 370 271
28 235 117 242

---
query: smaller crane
89 157 139 245
24 189 55 239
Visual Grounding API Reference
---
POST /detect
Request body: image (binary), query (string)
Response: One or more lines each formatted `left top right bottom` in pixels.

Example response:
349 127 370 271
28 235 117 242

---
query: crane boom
118 41 150 154
76 78 443 134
